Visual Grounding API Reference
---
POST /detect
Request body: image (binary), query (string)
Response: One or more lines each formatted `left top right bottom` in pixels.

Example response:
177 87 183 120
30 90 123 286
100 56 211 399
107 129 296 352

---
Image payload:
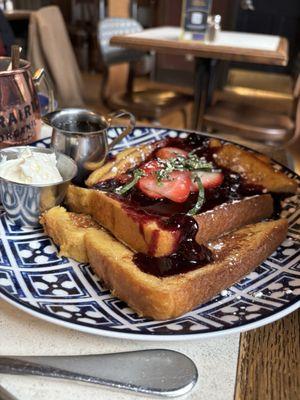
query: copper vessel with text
0 57 53 147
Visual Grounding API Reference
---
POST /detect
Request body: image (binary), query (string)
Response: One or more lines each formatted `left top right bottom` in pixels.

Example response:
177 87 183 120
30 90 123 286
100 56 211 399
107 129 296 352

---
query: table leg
206 59 219 107
192 57 209 130
193 58 220 131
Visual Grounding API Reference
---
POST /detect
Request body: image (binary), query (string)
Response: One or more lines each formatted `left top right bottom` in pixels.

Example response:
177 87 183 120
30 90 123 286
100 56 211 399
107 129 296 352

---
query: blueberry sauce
133 215 213 277
93 134 264 277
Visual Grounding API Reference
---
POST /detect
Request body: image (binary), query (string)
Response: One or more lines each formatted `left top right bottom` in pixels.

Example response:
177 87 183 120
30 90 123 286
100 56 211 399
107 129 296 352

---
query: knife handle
0 384 19 400
0 349 198 397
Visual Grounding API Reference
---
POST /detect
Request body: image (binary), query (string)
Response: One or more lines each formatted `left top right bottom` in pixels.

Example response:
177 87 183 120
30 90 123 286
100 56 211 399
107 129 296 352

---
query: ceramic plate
0 127 299 340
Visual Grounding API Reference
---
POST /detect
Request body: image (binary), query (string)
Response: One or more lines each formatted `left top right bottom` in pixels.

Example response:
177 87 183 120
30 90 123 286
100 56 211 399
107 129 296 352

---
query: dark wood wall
13 0 299 77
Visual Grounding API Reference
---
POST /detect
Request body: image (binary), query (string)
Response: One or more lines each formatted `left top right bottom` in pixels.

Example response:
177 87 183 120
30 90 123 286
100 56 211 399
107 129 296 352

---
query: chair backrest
294 73 300 143
28 6 83 107
98 17 144 65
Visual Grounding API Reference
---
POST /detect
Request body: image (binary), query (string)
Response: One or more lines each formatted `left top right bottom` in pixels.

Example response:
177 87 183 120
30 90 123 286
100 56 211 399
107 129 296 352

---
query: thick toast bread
209 139 298 193
66 184 94 216
40 207 288 320
66 185 273 256
86 219 287 319
90 190 274 255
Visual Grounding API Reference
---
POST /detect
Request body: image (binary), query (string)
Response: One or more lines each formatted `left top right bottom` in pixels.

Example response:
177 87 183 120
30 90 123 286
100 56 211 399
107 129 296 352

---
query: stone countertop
0 301 240 400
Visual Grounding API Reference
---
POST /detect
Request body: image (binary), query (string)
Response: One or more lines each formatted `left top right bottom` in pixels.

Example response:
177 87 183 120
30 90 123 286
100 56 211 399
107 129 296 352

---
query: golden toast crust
66 185 94 216
209 139 297 193
86 219 288 319
40 207 99 263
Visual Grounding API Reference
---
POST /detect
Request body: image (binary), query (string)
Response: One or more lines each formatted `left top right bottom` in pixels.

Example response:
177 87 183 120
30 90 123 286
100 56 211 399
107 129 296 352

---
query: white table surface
127 27 280 51
0 300 240 400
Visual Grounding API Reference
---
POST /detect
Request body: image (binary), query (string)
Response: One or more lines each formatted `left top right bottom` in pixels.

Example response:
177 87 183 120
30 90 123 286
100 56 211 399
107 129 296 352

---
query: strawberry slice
137 169 191 203
136 160 162 199
190 171 224 191
141 160 161 174
156 147 188 160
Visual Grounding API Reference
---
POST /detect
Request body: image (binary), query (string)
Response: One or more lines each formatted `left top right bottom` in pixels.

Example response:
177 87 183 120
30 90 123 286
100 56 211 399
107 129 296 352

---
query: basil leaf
187 176 205 216
115 169 144 195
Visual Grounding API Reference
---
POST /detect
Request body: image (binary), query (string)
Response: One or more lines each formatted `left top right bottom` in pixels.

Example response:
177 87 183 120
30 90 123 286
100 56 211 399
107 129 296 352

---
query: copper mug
0 57 54 147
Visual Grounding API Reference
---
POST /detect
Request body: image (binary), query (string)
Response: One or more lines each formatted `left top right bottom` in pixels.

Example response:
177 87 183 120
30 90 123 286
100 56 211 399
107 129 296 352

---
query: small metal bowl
0 146 77 228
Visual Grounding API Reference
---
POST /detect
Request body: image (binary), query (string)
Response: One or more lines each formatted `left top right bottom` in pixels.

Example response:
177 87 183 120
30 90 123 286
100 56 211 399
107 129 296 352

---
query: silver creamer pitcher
43 108 136 186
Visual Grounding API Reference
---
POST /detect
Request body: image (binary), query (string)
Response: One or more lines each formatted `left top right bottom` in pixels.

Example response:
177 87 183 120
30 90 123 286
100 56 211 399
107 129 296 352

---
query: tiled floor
82 72 300 173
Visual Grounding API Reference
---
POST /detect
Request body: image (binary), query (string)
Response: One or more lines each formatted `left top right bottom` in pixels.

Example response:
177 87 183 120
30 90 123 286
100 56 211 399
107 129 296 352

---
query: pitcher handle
32 68 55 113
107 110 136 150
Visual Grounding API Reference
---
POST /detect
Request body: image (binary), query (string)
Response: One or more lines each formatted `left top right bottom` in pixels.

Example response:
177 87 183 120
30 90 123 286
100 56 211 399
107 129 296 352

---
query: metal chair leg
181 107 188 129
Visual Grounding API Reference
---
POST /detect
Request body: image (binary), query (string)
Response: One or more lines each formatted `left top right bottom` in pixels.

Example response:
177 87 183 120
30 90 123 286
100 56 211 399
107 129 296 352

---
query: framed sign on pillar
181 0 212 40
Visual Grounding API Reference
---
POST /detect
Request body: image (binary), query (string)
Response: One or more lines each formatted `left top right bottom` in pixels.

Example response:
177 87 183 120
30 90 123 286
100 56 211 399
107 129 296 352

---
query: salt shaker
205 15 222 42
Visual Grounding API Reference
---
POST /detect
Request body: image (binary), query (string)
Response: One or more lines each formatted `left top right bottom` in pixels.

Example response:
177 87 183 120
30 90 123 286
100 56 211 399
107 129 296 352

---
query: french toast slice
66 185 274 256
209 139 298 193
90 190 274 255
40 207 288 320
86 219 287 320
66 184 94 215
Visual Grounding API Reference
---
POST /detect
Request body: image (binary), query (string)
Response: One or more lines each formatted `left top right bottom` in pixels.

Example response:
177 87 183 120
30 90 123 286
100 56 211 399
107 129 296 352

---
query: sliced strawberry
156 147 188 160
140 160 161 174
190 171 224 191
137 170 191 203
136 161 162 199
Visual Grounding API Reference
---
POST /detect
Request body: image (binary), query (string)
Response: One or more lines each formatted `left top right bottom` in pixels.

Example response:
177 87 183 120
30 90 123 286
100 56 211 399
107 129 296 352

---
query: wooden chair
203 73 300 146
214 68 294 115
98 5 191 125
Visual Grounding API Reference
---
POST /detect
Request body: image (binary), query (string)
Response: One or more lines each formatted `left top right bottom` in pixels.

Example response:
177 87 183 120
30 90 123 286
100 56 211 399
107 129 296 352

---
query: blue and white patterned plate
0 127 299 341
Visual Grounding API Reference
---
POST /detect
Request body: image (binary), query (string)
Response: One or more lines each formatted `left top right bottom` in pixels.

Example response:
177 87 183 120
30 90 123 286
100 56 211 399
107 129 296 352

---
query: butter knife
0 384 18 400
0 349 198 397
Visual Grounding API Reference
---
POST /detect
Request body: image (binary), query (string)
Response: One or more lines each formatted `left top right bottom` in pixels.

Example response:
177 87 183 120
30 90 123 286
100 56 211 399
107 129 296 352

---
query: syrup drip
133 215 213 277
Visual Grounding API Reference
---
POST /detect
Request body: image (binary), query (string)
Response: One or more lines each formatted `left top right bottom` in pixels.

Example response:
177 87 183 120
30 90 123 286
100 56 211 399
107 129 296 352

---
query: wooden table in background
111 28 288 65
111 27 289 129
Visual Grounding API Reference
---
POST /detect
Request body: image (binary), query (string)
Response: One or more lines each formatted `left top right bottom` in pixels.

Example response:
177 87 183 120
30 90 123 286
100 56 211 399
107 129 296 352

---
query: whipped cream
0 148 63 185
